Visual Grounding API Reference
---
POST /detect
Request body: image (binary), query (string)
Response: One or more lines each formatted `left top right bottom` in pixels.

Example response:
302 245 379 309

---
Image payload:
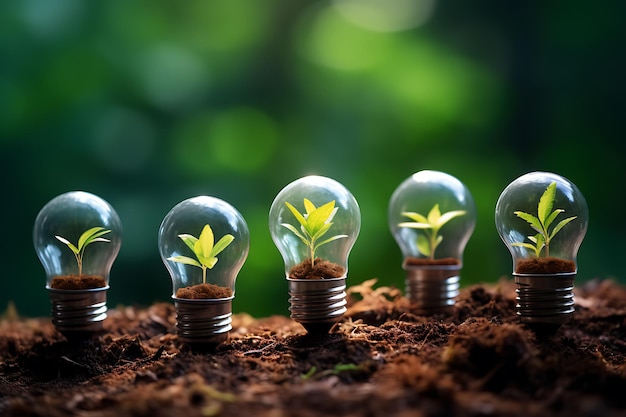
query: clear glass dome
33 191 122 288
269 175 361 276
158 196 249 296
388 170 476 264
495 171 588 271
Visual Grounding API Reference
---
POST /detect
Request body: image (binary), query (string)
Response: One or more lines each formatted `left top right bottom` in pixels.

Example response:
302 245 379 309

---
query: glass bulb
388 170 476 314
495 171 589 326
33 191 122 337
269 175 361 334
158 196 249 345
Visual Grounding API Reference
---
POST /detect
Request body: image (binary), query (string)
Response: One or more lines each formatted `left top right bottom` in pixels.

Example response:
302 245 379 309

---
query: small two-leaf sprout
282 199 348 267
55 227 111 276
398 204 466 259
167 224 234 284
512 181 577 257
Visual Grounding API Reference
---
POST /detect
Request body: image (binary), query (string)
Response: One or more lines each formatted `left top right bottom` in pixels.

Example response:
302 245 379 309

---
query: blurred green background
1 1 624 318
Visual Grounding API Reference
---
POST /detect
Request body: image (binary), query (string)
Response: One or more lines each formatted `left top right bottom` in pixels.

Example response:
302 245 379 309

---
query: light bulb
388 170 476 314
158 196 249 346
495 171 588 326
269 175 361 334
33 191 122 338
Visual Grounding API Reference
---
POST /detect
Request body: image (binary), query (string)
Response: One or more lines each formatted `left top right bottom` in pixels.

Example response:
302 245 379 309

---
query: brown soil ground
2 278 626 416
288 258 345 279
516 257 577 274
176 283 233 299
50 275 107 289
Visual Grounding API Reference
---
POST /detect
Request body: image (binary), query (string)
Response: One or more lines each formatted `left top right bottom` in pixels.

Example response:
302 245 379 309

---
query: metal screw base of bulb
514 273 575 325
288 277 347 335
173 297 233 346
405 267 460 315
47 286 108 339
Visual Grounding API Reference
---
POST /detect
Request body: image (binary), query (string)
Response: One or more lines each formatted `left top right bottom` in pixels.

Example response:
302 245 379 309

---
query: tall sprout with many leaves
512 181 577 257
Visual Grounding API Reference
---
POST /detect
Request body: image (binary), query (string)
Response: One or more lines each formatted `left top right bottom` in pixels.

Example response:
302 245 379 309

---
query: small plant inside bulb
52 227 111 289
511 181 577 274
398 203 466 264
167 224 235 299
281 198 347 279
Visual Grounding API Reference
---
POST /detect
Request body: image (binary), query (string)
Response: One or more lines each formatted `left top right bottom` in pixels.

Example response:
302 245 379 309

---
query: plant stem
202 266 207 284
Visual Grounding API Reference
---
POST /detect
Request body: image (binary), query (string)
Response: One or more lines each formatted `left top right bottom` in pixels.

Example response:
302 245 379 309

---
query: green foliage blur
1 1 624 318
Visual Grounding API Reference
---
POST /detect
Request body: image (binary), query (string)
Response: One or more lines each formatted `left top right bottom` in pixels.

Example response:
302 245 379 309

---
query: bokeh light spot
172 108 278 176
332 0 436 32
297 5 391 71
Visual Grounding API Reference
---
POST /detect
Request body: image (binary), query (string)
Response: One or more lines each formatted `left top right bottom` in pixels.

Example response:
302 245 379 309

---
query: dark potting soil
404 257 461 267
50 275 107 289
175 283 233 299
1 278 626 416
515 257 577 274
288 258 345 280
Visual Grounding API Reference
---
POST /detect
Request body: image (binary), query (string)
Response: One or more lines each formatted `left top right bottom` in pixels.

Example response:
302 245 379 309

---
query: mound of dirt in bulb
175 283 233 299
404 257 461 267
515 257 577 274
2 277 626 416
50 274 107 289
288 258 345 279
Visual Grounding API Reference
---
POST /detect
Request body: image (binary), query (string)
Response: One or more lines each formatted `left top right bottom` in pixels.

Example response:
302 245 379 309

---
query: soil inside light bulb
50 275 107 290
515 257 576 274
288 258 345 280
404 257 461 267
175 283 233 299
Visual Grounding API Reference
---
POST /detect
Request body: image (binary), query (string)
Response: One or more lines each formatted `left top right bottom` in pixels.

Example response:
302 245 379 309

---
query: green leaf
55 235 80 255
427 204 441 226
538 182 556 225
514 211 543 235
178 234 198 252
303 198 316 215
285 202 308 229
305 201 336 236
511 242 539 251
436 210 466 228
543 209 564 231
311 221 332 241
314 234 348 251
301 366 317 380
281 223 309 246
401 211 429 224
211 234 234 257
196 225 215 259
549 216 577 240
78 227 111 251
416 234 431 257
167 255 202 268
397 222 431 229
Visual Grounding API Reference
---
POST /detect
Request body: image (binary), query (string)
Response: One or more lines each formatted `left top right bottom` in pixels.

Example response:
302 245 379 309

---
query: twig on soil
242 341 278 356
61 355 89 369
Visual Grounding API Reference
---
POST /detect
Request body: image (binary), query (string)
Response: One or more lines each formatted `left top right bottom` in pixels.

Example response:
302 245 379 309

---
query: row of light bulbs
33 170 588 344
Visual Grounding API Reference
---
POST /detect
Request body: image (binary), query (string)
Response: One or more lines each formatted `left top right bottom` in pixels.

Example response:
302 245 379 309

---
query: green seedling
167 224 234 284
398 204 466 259
282 198 348 267
512 181 577 257
55 227 111 276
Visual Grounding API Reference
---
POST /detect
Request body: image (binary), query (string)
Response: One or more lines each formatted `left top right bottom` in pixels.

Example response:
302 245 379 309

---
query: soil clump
175 283 233 299
50 275 107 289
288 258 345 279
